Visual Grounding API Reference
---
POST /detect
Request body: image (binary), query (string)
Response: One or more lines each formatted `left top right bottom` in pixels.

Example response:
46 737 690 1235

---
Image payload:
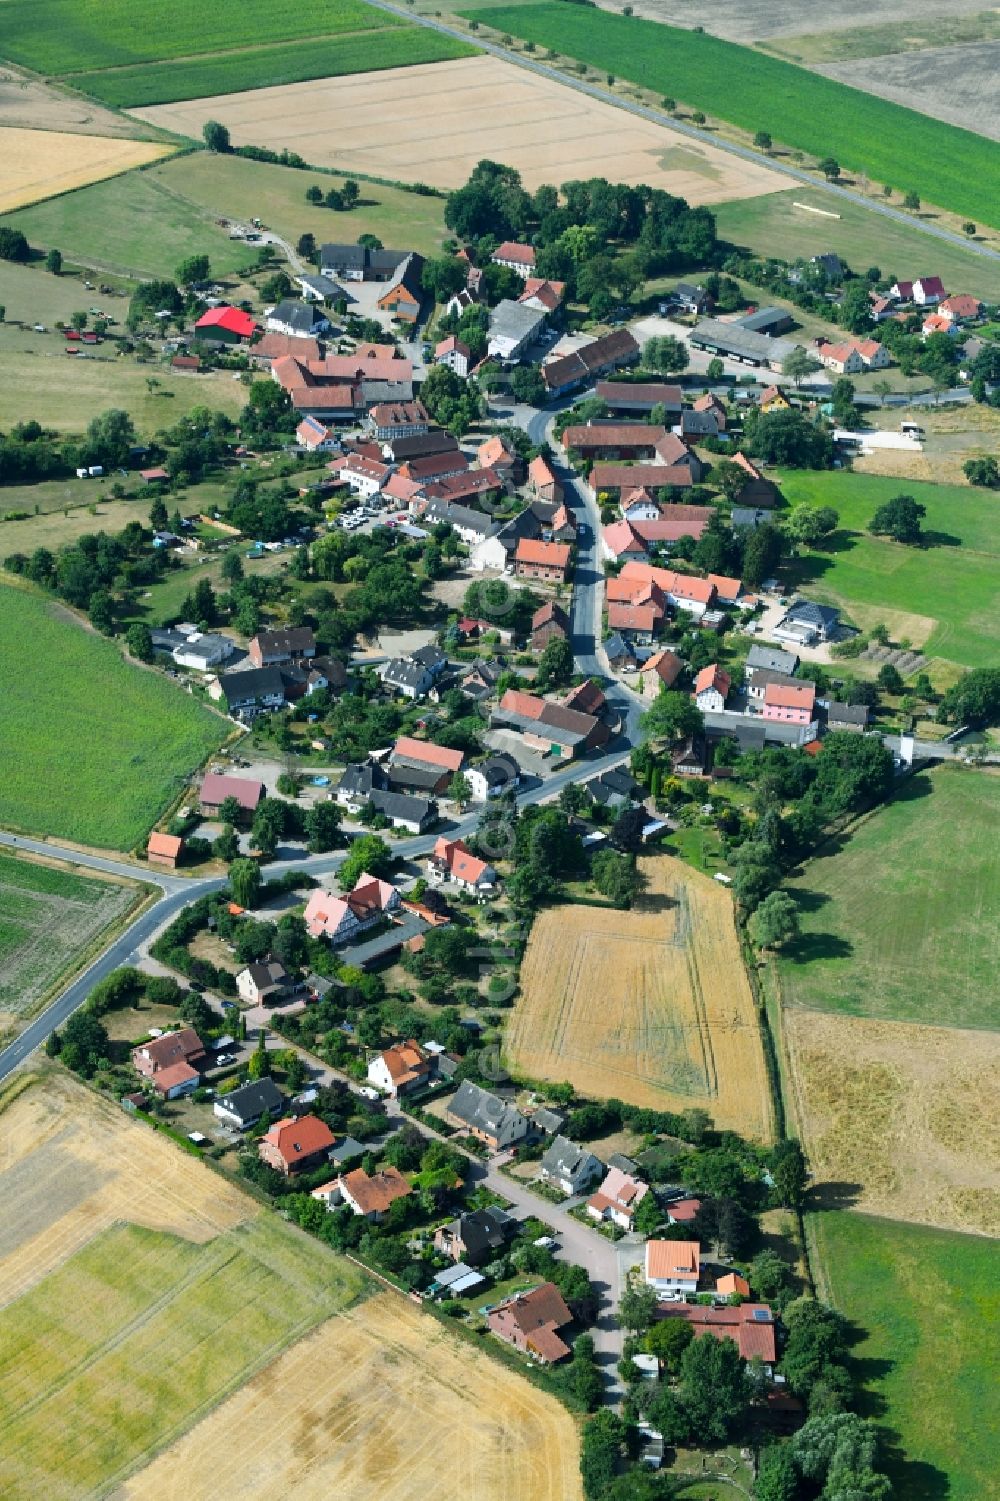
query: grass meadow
776 471 1000 669
779 766 1000 1031
808 1211 999 1501
0 583 228 848
464 5 1000 228
0 0 399 74
73 29 478 107
714 191 1000 305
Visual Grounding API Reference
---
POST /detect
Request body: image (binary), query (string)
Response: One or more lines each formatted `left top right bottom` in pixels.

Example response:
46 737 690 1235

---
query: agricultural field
808 1211 999 1501
0 128 172 213
462 5 1000 227
779 767 1000 1031
0 851 141 1027
0 1068 366 1499
508 855 774 1141
0 65 167 138
777 472 1000 670
783 1007 1000 1234
122 1291 583 1501
818 43 1000 144
849 403 1000 489
77 29 478 109
713 190 1000 304
0 0 401 74
761 10 1000 62
0 583 228 849
132 54 785 201
605 0 989 44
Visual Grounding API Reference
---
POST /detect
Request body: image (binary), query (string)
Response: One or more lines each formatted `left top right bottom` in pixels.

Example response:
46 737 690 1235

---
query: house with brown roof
435 334 470 376
541 328 641 396
694 664 731 712
200 772 265 822
653 1302 777 1367
368 1038 434 1097
259 1115 336 1175
391 735 465 793
528 454 562 504
519 277 565 313
491 688 610 760
607 601 660 645
591 462 694 498
375 252 425 324
761 680 816 725
132 1028 206 1099
336 1164 413 1219
492 241 536 278
561 679 606 717
514 537 571 583
236 958 292 1006
666 1196 702 1224
249 626 316 669
644 1239 701 1297
596 380 682 417
487 1282 574 1363
531 599 570 650
147 831 183 869
586 1166 650 1230
304 874 402 944
367 400 429 440
250 331 322 369
640 650 683 696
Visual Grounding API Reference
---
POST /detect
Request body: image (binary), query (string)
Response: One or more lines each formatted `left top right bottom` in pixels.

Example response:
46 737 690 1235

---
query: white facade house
539 1135 603 1196
644 1240 701 1298
329 454 390 498
171 632 234 670
469 533 511 572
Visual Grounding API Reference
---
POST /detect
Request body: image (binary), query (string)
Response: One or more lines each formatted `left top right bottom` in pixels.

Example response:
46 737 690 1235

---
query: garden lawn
0 0 399 74
463 5 1000 228
808 1211 999 1501
777 470 1000 669
73 29 477 107
713 191 1000 306
0 583 228 848
779 766 1000 1031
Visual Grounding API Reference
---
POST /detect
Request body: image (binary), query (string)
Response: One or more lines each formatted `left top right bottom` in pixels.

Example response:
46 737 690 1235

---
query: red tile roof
515 538 571 569
195 306 257 338
493 241 536 267
147 832 182 859
394 736 464 772
262 1115 336 1166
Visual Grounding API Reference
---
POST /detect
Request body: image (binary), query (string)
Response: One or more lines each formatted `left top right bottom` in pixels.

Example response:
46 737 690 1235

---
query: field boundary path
363 0 1000 262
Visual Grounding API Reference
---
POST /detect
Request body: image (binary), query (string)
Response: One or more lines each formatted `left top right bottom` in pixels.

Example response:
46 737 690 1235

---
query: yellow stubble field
508 855 774 1141
0 127 172 212
132 54 787 201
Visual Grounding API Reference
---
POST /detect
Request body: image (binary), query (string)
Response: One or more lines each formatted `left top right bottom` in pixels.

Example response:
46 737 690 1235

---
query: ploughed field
508 855 774 1140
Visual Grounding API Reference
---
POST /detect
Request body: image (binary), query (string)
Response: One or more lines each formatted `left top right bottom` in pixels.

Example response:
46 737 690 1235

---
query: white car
358 1086 380 1101
533 1235 557 1250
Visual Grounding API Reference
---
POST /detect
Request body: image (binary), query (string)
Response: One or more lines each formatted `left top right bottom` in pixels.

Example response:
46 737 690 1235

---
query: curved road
366 0 1000 264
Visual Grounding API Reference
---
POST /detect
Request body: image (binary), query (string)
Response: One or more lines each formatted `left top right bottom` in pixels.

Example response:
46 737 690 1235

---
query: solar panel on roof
753 1308 772 1321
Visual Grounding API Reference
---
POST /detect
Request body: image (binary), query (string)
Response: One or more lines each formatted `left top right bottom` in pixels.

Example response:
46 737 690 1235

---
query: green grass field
714 191 1000 305
0 851 139 1018
73 28 477 107
463 5 1000 228
0 0 399 74
776 471 1000 669
809 1211 999 1501
780 766 1000 1031
0 583 228 848
0 1217 364 1498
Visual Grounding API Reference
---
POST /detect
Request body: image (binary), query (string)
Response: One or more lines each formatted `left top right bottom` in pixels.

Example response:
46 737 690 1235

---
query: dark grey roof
360 377 414 404
381 657 432 692
736 306 793 334
338 761 390 798
319 244 410 276
690 318 799 365
489 299 546 343
731 506 771 529
270 299 329 334
473 753 520 788
386 431 458 461
680 410 721 435
329 1135 365 1164
389 763 445 793
448 1206 518 1259
746 644 800 675
448 1080 528 1147
219 666 285 706
422 497 497 539
604 632 636 665
531 1106 565 1134
607 1152 642 1175
826 701 869 724
541 1134 600 1180
784 598 839 628
673 282 706 302
368 788 436 826
748 667 801 691
812 253 844 280
298 272 345 300
593 767 641 799
410 642 447 670
216 1077 284 1125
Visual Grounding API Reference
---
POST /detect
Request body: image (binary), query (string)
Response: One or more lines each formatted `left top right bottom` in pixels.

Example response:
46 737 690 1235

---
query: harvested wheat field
509 855 773 1140
783 1009 1000 1236
132 54 786 200
0 1069 365 1499
0 127 171 212
123 1290 582 1501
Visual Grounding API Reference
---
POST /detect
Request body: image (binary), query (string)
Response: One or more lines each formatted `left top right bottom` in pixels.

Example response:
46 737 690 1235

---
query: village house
435 1206 518 1266
236 958 292 1006
131 1028 206 1100
758 385 790 412
666 1197 702 1225
514 537 571 583
375 252 425 323
644 1239 701 1298
319 243 412 282
541 328 640 397
527 454 563 503
539 1135 603 1196
426 836 497 895
391 734 464 792
487 1283 574 1364
466 753 521 802
249 626 316 669
367 1039 434 1097
773 598 841 645
380 644 449 701
491 241 536 278
762 681 817 725
938 294 981 323
336 1165 413 1219
199 772 264 822
693 664 731 712
745 667 801 708
491 688 610 760
596 380 682 418
825 700 870 733
519 277 565 314
367 400 430 441
217 666 287 721
147 831 183 869
607 601 659 646
653 1302 777 1368
265 298 330 339
488 299 547 362
447 1080 530 1151
258 1115 336 1175
639 650 684 696
891 276 945 305
586 1166 650 1229
819 338 890 374
531 599 570 650
251 331 322 370
213 1077 285 1131
303 873 401 945
745 644 799 680
435 334 470 376
295 416 338 451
